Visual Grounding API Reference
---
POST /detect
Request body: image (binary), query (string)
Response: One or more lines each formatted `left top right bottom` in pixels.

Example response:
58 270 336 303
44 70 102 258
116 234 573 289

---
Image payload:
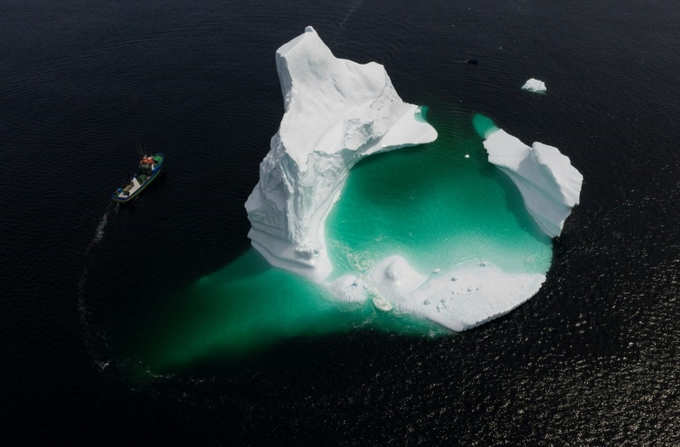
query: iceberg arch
245 26 437 282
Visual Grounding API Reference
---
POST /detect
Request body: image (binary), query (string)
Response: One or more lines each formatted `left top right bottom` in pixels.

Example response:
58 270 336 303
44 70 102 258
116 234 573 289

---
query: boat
112 153 164 203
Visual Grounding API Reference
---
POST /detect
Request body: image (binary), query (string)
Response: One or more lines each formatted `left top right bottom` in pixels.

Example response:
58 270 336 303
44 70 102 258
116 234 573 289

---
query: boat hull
112 154 164 203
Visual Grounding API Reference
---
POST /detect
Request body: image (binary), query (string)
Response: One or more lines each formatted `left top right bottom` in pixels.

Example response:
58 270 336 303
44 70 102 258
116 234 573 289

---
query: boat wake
339 0 363 28
87 207 111 254
77 202 117 370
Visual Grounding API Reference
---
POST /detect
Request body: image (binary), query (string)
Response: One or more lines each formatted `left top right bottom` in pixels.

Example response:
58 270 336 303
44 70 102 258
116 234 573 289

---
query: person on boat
139 156 154 173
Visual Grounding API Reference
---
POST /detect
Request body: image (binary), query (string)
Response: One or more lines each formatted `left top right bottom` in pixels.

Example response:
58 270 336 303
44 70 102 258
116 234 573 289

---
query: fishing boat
112 153 164 203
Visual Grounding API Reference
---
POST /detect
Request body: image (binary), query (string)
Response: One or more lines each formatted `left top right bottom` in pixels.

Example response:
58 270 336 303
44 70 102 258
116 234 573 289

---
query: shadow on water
478 162 551 245
472 112 551 245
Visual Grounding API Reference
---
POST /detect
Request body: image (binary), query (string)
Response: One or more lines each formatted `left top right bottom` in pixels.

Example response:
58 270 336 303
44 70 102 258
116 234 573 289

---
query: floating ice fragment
521 78 547 94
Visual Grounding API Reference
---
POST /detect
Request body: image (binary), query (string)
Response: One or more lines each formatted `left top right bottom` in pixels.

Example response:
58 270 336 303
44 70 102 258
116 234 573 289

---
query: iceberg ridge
482 128 583 237
245 26 437 281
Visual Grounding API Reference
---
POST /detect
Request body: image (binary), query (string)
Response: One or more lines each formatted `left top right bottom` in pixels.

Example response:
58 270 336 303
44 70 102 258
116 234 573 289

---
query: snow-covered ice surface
245 26 437 281
369 256 546 331
521 78 547 94
327 256 545 331
482 128 583 237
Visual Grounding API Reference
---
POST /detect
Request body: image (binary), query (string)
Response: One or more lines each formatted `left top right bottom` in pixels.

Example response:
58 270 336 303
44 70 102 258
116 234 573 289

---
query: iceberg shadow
477 162 552 246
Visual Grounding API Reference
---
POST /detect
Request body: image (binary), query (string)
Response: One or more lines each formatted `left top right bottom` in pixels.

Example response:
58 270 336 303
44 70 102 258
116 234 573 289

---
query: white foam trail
85 205 114 256
339 0 364 28
93 212 108 244
77 203 116 368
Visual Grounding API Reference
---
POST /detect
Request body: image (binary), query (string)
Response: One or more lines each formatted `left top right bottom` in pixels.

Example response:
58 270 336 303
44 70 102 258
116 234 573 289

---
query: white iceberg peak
245 27 438 281
521 78 547 94
482 129 583 237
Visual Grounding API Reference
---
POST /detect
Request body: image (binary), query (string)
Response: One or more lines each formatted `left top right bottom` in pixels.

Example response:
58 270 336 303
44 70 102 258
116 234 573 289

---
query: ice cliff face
245 26 438 281
482 129 583 237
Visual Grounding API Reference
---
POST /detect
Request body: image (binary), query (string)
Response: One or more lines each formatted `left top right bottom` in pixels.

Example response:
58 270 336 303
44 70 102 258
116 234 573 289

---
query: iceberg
482 128 583 237
242 28 582 334
245 26 437 281
521 78 547 94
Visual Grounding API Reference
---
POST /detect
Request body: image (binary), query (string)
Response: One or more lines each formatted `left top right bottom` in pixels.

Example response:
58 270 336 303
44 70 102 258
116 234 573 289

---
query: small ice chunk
521 78 547 94
372 295 393 312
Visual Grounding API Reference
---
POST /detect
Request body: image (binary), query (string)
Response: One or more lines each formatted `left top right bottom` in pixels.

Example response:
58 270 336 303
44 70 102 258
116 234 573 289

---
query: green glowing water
327 113 549 277
133 249 440 371
472 113 499 139
129 111 552 371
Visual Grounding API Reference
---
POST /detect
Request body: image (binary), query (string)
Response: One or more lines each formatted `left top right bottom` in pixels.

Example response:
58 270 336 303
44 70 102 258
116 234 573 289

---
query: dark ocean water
2 0 680 444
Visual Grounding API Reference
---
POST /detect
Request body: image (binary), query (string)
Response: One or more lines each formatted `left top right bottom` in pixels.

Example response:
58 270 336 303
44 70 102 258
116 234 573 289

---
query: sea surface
2 0 680 445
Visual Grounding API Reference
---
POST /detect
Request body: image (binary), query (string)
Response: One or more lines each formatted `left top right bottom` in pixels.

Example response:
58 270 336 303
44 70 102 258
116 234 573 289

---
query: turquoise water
327 112 550 277
132 250 440 371
472 113 499 139
130 111 552 371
